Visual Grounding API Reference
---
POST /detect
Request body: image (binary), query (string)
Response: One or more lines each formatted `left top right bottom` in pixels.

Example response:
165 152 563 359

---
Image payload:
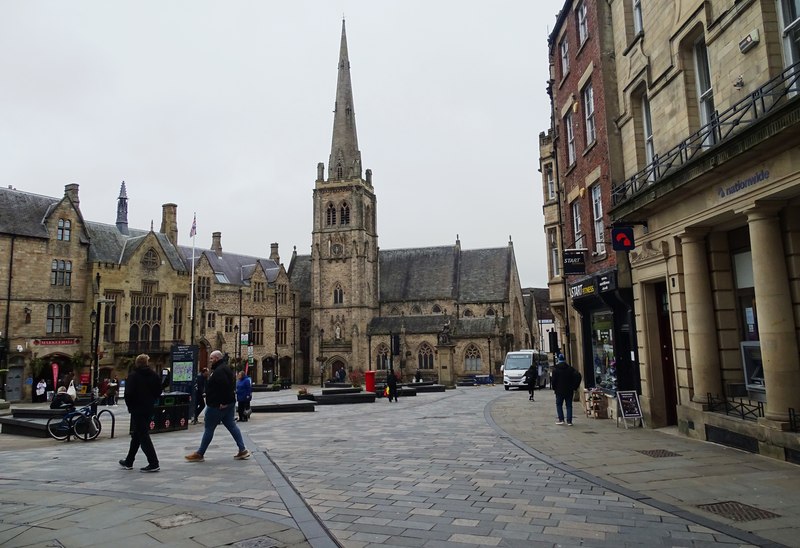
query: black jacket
551 363 576 398
125 366 162 416
386 370 398 388
206 356 236 408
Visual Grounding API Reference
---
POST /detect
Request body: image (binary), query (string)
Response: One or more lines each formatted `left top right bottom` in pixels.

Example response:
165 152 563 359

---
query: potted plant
297 387 314 401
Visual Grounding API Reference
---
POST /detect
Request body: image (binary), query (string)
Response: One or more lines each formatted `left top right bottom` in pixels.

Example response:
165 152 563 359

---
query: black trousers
125 412 158 467
237 399 250 421
194 393 206 420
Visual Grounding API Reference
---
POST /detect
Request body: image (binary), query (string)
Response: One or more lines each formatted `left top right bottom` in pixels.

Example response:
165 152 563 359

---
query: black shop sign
563 250 586 275
569 279 596 300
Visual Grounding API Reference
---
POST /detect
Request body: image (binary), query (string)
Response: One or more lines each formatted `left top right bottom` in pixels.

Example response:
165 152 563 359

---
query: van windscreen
504 354 531 370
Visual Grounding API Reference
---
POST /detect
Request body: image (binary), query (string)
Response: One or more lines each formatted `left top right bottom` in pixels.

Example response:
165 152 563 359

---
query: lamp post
487 337 492 375
319 328 324 387
89 309 97 392
234 324 239 371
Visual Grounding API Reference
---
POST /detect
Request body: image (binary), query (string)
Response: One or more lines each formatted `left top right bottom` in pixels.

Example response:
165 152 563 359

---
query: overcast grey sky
1 1 564 286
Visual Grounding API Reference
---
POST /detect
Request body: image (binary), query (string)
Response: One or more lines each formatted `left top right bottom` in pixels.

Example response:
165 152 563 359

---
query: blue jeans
198 404 246 455
555 393 573 423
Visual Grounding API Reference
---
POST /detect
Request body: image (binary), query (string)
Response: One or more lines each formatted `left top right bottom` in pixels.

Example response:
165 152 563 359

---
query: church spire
116 181 129 235
327 19 362 182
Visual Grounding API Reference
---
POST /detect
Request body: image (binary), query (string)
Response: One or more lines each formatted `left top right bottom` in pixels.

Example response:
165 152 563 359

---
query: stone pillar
437 344 455 388
745 204 800 421
679 228 722 402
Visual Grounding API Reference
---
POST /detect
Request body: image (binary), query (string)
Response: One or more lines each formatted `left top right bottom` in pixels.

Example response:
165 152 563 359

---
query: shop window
591 310 616 390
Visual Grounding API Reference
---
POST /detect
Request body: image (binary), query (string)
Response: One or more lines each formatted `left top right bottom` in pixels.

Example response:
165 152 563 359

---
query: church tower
311 20 379 376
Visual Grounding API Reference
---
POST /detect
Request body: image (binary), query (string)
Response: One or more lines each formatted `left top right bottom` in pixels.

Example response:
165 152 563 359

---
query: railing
707 393 764 422
613 62 800 206
111 340 185 355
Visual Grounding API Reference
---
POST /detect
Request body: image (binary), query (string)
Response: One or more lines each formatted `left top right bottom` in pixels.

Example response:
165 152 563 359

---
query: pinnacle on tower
327 19 362 181
116 181 129 235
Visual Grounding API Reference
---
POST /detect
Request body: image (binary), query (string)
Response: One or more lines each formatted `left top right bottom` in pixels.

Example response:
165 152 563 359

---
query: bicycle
46 400 102 441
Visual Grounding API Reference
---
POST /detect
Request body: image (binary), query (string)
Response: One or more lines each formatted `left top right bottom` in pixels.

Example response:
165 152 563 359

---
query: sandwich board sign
616 390 645 429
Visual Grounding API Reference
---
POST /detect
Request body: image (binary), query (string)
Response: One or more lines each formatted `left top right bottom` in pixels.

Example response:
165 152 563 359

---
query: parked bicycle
46 400 102 441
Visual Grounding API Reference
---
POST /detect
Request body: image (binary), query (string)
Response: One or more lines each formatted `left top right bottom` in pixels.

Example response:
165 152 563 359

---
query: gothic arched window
142 248 159 269
464 344 482 371
336 163 343 179
411 305 422 314
463 309 474 317
326 203 336 226
340 202 351 225
432 304 442 314
486 308 495 316
376 343 390 370
418 343 434 370
333 283 344 305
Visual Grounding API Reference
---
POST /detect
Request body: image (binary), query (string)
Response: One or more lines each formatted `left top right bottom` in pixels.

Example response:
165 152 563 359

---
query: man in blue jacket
185 350 251 462
119 354 162 472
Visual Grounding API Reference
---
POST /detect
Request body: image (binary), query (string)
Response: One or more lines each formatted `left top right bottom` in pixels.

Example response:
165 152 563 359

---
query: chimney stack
64 183 80 208
270 242 280 263
160 203 178 247
211 232 223 256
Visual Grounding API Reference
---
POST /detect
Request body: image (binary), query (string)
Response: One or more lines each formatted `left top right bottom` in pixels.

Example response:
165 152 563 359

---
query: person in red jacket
119 354 162 472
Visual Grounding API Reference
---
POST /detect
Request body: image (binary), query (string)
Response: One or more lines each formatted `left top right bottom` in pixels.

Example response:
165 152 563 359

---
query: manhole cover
236 536 279 548
637 449 681 458
150 513 202 529
697 501 781 522
220 497 251 505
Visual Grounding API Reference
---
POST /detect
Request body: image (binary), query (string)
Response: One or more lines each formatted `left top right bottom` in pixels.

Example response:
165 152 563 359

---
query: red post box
364 370 375 393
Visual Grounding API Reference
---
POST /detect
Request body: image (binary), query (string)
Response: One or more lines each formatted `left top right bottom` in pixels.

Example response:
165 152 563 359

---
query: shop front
570 271 639 396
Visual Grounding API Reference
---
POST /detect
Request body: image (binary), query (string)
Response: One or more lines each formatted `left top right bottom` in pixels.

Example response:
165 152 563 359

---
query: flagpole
189 213 196 343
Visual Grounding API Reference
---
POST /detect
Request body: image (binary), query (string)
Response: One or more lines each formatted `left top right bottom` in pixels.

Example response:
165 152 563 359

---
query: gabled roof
288 254 312 304
86 222 187 272
0 187 63 238
379 246 457 301
179 246 280 287
458 248 510 302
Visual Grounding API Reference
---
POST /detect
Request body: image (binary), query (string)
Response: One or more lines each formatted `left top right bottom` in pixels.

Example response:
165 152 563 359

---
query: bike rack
97 409 116 439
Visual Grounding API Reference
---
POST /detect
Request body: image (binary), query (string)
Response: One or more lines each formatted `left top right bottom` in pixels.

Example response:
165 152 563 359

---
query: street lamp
319 328 324 387
234 324 239 370
487 337 492 375
89 309 97 392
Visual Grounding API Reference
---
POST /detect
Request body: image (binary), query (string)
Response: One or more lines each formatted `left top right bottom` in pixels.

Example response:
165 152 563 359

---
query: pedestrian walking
192 368 208 424
386 368 399 402
119 354 162 472
35 378 47 403
185 350 251 462
551 353 581 426
236 370 252 422
106 377 118 406
524 364 536 401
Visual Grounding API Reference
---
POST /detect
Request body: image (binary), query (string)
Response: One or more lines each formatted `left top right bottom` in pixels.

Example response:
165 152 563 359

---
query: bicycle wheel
71 415 94 440
85 416 102 441
46 417 70 441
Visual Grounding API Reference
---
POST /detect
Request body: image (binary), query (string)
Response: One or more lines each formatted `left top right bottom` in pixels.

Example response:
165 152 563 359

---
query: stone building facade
544 0 640 396
0 181 299 400
608 0 800 461
290 21 532 385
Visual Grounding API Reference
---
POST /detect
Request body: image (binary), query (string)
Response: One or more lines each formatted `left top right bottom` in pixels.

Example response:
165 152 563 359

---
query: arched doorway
330 358 347 383
262 356 276 384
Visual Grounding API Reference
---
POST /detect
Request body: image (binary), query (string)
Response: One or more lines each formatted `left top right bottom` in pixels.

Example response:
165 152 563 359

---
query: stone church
288 21 533 385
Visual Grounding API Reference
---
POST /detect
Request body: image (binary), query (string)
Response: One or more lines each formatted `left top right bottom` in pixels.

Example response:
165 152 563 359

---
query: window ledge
582 140 598 156
623 32 644 56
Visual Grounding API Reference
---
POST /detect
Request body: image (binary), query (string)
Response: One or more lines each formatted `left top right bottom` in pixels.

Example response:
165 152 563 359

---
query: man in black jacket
119 354 162 472
551 354 577 426
185 350 251 462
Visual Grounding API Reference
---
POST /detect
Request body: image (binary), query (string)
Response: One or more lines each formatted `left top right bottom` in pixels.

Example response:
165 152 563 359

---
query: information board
616 390 644 428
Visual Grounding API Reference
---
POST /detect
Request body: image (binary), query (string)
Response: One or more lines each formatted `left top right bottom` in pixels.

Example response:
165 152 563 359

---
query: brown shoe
234 449 251 460
185 452 204 462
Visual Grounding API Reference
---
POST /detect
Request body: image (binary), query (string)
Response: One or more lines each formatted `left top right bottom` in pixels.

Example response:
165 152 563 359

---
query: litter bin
365 370 375 393
135 391 190 434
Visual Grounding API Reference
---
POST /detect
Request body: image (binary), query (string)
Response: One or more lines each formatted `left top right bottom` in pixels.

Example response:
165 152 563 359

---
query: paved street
0 386 797 547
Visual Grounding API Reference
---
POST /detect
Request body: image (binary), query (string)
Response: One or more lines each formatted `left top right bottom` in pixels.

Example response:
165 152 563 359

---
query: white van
502 350 550 391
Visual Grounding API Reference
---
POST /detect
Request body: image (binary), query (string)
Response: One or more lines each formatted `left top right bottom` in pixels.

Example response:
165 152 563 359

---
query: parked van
501 350 551 391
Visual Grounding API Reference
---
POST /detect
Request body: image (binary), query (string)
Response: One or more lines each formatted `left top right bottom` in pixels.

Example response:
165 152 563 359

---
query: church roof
84 221 188 272
379 245 511 303
288 254 312 304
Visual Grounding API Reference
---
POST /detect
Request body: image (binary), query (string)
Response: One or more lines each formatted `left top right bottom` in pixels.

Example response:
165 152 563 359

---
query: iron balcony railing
613 62 800 206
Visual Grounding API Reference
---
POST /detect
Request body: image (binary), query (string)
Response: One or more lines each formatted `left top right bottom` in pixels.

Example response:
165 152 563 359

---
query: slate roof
288 254 312 304
379 245 510 303
0 187 61 238
379 246 456 301
85 221 188 272
178 246 280 286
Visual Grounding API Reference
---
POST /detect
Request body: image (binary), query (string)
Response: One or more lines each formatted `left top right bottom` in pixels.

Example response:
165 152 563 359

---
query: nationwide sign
563 249 586 275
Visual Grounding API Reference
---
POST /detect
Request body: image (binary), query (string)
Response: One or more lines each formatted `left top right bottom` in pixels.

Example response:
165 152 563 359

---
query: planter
297 394 315 401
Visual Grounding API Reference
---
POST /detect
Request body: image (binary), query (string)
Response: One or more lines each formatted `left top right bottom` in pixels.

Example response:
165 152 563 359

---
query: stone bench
313 392 376 405
250 402 316 413
321 387 362 395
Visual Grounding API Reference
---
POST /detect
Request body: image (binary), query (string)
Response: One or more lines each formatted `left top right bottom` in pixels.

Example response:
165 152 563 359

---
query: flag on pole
189 213 197 238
